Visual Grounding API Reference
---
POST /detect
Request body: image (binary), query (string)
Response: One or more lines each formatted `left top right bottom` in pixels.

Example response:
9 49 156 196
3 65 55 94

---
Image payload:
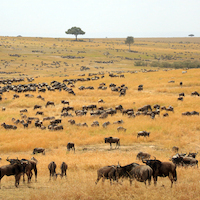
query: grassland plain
0 36 200 199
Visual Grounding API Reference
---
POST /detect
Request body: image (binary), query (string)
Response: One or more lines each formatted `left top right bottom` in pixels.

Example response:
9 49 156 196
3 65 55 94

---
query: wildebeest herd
0 71 199 190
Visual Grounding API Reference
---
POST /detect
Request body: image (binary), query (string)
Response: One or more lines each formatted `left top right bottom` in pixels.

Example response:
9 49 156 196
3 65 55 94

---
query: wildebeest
61 100 69 105
20 157 38 183
33 105 42 110
102 121 110 128
138 105 152 112
95 165 117 185
188 152 198 158
115 163 139 184
117 126 126 132
136 152 151 160
191 91 199 96
171 153 198 167
143 159 177 187
48 161 56 180
67 142 75 152
105 137 120 149
0 161 27 188
137 131 150 138
45 101 55 108
130 165 153 185
60 162 68 178
1 123 17 130
33 147 45 155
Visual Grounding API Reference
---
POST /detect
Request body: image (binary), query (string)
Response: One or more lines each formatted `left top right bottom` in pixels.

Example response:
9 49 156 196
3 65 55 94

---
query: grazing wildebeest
191 91 199 96
138 104 152 112
45 101 55 108
36 111 44 115
67 142 75 152
48 161 56 180
143 159 177 187
179 93 185 97
136 152 151 160
102 121 110 128
177 97 183 101
117 126 126 132
113 119 124 124
20 109 28 113
137 131 150 138
95 165 117 185
0 161 27 188
33 105 42 110
98 99 104 103
60 162 68 178
105 137 120 149
33 147 45 155
61 100 69 105
130 165 153 185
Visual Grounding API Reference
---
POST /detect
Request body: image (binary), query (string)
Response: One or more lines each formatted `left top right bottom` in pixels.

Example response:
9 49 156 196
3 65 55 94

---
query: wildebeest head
142 159 162 173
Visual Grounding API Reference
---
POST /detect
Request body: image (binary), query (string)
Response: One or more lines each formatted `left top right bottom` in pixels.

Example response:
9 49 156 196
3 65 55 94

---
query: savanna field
0 36 200 199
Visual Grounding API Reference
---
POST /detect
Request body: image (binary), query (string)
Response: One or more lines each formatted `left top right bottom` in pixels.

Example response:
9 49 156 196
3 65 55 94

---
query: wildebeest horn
6 156 9 161
153 156 156 160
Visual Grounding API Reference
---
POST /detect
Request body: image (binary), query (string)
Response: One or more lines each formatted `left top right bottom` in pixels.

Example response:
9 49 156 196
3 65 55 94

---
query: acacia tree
65 27 85 41
125 36 134 51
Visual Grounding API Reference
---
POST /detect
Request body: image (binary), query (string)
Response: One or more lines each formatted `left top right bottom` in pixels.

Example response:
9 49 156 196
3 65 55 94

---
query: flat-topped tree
188 34 194 37
65 27 85 41
125 36 134 51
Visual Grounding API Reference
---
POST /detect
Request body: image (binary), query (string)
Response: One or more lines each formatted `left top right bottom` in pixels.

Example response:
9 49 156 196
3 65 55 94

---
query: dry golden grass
0 36 200 199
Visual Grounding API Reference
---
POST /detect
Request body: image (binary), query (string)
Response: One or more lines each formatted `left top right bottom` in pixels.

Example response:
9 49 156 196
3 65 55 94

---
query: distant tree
125 36 134 51
188 34 194 37
65 27 85 41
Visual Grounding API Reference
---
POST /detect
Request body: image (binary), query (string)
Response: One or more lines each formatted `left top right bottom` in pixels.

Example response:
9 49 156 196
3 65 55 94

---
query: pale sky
1 0 199 38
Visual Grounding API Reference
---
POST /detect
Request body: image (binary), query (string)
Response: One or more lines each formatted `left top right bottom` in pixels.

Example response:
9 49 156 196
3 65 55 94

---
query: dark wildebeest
105 137 120 149
20 157 38 183
33 147 45 155
60 162 68 178
143 159 177 187
95 165 117 185
45 101 55 108
67 142 75 153
0 161 27 188
137 131 150 138
33 105 42 110
115 163 139 184
136 152 151 160
61 100 69 105
130 165 153 185
191 91 200 96
48 161 56 180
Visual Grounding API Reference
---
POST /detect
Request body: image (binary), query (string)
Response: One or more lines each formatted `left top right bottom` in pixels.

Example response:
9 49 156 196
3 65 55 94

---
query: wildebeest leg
110 143 112 149
34 168 37 182
23 172 26 182
15 174 21 187
153 176 157 186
